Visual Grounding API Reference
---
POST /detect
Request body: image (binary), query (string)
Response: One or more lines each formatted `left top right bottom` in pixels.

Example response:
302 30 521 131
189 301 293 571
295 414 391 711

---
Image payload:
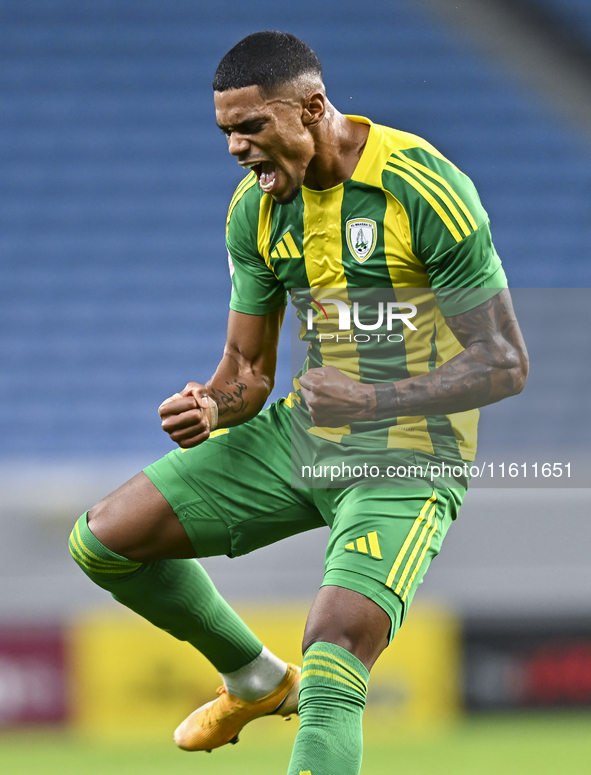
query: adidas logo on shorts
345 531 382 559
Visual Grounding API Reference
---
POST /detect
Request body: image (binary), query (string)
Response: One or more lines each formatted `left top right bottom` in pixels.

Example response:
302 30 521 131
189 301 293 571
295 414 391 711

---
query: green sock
287 641 369 775
69 512 263 673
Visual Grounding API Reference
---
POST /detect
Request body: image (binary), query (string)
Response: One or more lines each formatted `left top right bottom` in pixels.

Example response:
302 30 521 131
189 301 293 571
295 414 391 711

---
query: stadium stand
1 0 591 459
524 0 591 46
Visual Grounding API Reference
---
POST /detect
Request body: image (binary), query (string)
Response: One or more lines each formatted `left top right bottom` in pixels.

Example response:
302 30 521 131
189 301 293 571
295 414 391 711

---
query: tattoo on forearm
373 289 528 420
210 380 249 416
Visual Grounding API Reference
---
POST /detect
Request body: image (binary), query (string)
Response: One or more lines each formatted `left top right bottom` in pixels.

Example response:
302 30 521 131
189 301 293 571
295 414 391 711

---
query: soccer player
69 32 528 775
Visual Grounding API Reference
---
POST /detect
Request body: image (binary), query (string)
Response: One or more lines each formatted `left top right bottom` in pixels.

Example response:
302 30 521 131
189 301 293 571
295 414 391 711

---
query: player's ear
302 91 326 128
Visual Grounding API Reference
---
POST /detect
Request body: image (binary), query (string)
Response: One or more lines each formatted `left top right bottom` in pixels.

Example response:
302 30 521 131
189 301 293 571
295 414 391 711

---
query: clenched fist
159 382 218 448
299 366 376 427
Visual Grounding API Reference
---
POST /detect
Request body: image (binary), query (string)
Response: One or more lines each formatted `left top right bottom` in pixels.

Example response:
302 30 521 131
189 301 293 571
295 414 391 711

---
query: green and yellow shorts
144 399 465 640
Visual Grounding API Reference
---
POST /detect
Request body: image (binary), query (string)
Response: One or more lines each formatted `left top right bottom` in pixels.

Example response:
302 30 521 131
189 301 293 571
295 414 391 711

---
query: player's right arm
158 306 284 448
160 174 286 448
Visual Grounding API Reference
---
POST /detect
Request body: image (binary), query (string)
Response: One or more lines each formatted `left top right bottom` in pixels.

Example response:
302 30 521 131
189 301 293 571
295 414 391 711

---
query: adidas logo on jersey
270 231 301 259
345 531 382 559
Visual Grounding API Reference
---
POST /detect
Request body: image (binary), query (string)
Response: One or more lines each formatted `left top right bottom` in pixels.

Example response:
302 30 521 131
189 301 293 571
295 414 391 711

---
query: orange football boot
174 663 300 752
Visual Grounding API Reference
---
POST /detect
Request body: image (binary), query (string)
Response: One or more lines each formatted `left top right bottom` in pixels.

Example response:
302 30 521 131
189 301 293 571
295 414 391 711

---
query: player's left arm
299 287 529 427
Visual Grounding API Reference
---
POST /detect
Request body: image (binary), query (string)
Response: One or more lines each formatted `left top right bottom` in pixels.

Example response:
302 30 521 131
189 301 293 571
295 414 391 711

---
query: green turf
1 713 590 774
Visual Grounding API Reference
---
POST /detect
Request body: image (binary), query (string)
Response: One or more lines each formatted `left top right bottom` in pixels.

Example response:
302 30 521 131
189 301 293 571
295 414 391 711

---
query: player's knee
302 626 358 657
69 508 104 567
74 497 129 561
86 496 132 557
86 498 107 536
69 509 143 583
303 587 391 669
302 605 371 652
68 511 102 578
302 624 389 672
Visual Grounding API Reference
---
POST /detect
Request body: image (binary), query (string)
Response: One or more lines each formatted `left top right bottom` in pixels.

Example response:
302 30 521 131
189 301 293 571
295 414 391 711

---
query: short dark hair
213 31 323 95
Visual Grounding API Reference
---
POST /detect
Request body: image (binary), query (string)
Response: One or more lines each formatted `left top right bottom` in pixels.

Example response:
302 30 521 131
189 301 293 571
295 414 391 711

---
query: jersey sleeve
226 175 288 316
382 147 507 316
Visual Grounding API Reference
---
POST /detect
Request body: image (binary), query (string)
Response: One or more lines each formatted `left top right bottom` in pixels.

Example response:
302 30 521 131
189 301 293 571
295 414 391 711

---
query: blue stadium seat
526 0 591 47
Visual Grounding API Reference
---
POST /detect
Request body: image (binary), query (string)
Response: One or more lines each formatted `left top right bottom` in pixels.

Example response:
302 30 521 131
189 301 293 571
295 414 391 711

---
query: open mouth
244 161 277 193
257 161 276 193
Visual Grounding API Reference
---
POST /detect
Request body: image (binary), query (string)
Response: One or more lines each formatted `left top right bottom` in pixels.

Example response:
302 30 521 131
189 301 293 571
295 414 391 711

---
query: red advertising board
464 618 591 710
0 626 67 726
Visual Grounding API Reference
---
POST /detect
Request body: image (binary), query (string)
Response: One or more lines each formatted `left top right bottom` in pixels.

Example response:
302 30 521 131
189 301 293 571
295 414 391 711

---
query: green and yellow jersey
225 116 506 471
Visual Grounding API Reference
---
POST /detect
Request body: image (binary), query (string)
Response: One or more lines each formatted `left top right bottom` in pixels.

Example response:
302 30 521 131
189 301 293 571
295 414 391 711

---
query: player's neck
303 107 369 191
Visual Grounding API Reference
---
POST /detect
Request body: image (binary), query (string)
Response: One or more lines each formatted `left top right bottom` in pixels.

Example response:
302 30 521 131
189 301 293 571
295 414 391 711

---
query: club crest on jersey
346 219 377 263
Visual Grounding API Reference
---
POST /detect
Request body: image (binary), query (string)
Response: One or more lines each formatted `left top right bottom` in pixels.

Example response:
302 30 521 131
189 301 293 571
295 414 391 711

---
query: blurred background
1 0 591 772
